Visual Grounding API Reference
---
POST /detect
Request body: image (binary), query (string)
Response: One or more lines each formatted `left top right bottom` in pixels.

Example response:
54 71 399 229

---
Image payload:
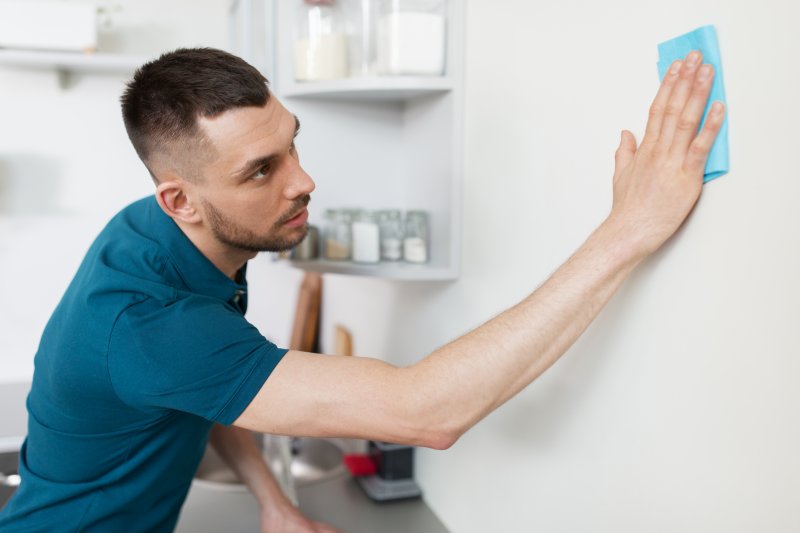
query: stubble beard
202 195 310 253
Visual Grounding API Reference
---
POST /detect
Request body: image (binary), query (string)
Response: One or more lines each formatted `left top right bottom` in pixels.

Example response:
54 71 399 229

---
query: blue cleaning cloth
657 24 729 183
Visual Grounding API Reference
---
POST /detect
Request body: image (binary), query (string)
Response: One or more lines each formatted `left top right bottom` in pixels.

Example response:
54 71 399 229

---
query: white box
0 1 97 52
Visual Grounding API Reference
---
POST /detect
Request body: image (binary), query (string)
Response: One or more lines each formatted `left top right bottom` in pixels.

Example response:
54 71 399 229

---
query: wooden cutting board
288 272 353 358
289 272 322 352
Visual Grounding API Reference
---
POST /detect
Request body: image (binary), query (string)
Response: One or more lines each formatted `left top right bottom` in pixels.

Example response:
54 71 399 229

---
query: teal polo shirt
0 196 288 531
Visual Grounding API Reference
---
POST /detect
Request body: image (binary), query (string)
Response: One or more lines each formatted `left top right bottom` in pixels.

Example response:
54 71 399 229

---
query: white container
376 0 446 76
0 1 97 52
351 211 380 264
294 34 349 81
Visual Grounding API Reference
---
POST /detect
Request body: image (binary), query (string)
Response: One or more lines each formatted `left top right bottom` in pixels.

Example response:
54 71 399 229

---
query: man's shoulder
103 195 157 236
78 195 178 301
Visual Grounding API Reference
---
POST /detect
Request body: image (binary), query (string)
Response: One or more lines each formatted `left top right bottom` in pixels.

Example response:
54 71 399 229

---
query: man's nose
286 161 316 199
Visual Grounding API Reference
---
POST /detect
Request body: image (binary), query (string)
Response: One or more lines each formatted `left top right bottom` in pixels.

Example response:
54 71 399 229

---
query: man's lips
284 208 309 228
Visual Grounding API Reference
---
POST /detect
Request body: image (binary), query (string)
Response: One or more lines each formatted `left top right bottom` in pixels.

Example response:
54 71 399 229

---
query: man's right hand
607 50 725 258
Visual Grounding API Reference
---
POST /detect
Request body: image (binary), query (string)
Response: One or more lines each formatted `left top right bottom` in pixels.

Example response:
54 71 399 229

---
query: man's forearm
405 218 644 445
209 425 345 532
208 424 290 509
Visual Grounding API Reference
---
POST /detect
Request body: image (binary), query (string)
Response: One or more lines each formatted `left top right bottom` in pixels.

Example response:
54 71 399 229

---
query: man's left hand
260 501 344 533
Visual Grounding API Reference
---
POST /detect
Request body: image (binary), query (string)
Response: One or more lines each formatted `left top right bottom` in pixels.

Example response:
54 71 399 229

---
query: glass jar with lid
376 0 447 76
344 0 378 77
378 209 404 261
403 210 429 264
294 0 349 81
323 209 352 261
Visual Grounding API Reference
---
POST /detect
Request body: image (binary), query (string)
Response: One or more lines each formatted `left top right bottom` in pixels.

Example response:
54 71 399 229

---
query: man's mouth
284 208 309 228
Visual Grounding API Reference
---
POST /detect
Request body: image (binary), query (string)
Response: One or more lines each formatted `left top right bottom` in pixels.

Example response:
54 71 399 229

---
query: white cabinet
240 0 464 281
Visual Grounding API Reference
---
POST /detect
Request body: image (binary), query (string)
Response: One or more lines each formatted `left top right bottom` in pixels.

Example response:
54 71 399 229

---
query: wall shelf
0 49 147 73
281 76 452 101
288 259 458 281
0 49 149 88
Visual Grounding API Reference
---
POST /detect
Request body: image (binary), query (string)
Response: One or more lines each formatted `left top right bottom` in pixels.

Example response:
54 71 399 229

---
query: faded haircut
120 47 270 183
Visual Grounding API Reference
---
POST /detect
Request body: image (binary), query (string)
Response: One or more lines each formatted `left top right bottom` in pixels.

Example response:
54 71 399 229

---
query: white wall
2 1 799 531
254 1 800 532
0 0 230 382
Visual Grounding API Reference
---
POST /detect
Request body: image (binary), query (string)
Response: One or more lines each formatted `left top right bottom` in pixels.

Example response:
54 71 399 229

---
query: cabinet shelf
288 259 458 281
242 0 464 281
280 76 452 101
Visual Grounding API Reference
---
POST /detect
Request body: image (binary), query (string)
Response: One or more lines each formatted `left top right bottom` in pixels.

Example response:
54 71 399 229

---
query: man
0 46 724 531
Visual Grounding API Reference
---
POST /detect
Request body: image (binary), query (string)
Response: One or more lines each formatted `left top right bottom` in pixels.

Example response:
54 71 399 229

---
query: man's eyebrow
232 154 279 180
230 115 301 179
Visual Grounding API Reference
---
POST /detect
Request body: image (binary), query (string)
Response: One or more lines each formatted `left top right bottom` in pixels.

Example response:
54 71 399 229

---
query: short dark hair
120 47 270 182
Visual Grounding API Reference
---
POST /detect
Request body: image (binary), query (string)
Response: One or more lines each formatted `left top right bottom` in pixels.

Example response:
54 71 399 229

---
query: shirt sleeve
107 295 288 425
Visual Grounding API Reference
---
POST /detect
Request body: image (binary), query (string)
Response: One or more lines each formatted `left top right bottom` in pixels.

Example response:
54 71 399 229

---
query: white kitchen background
2 1 799 532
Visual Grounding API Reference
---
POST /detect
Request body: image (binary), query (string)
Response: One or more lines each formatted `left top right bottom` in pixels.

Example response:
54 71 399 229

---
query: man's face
192 97 315 253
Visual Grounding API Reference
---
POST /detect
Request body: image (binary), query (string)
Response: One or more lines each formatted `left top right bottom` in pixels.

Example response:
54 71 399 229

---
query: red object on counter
343 454 377 476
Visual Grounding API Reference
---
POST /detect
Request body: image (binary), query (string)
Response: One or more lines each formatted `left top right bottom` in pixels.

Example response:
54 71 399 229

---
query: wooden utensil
332 325 353 357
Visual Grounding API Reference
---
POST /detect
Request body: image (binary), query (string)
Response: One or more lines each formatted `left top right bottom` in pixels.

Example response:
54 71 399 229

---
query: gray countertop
176 472 449 533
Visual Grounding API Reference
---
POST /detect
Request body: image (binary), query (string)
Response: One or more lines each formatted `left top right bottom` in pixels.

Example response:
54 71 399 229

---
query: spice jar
376 0 447 76
403 210 429 263
323 209 352 260
378 209 404 261
290 225 319 260
294 0 349 81
351 210 380 264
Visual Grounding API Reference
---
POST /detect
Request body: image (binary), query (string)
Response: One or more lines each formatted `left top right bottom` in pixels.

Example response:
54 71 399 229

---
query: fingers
657 50 704 149
642 59 683 144
313 521 344 533
682 101 725 176
668 62 715 157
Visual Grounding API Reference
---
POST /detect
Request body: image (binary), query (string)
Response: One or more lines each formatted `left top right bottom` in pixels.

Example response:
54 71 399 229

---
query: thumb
613 130 637 181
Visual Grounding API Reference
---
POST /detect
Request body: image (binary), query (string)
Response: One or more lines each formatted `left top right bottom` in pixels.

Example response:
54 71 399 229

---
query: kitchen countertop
176 472 449 533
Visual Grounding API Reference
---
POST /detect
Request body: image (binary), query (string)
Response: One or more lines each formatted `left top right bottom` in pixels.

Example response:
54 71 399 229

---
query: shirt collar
146 196 248 310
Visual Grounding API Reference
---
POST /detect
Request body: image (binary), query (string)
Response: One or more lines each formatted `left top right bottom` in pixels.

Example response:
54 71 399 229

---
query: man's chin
257 224 309 253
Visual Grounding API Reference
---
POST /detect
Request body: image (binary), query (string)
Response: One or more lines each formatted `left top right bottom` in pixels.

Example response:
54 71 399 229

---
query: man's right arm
234 51 725 449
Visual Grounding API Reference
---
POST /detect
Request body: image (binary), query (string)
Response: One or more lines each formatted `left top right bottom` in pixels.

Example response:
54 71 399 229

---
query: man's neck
175 220 256 281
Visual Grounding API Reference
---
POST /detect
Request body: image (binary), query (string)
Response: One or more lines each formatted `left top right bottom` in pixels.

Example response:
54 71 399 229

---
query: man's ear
154 176 202 224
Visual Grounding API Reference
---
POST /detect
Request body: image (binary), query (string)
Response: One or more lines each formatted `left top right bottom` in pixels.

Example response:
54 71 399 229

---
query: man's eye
252 165 271 180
